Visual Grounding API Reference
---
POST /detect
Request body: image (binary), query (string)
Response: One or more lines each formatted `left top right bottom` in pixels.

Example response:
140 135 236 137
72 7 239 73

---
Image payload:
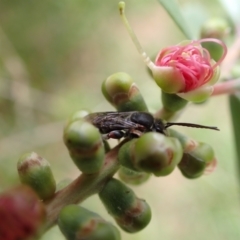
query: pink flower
152 38 227 102
118 3 228 102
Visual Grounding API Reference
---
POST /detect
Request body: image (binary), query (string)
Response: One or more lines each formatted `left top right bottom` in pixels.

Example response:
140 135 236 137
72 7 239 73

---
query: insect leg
104 130 125 139
125 129 143 138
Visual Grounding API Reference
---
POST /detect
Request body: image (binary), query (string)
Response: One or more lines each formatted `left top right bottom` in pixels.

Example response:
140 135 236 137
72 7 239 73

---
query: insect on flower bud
17 152 56 200
58 205 121 240
99 178 151 233
102 72 148 111
0 185 46 240
64 119 105 174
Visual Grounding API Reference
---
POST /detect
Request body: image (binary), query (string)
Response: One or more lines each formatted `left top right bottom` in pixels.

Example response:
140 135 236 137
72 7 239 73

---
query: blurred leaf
157 0 194 39
229 93 240 174
217 0 240 24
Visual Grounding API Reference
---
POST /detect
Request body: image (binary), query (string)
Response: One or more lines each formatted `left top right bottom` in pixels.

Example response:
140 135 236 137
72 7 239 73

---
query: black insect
84 111 219 139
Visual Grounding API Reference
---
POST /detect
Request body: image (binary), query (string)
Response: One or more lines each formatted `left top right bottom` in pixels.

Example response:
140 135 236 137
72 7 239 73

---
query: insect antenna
165 122 219 131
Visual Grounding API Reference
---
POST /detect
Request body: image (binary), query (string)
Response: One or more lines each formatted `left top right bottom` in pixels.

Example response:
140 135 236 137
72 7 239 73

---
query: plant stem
118 1 155 70
43 142 125 231
212 78 240 96
154 107 183 121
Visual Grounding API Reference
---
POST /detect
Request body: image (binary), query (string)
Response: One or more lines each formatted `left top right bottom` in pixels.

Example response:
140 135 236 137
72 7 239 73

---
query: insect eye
154 120 166 134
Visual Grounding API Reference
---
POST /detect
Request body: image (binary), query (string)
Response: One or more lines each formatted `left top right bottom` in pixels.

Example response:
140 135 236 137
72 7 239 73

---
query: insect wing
84 112 140 132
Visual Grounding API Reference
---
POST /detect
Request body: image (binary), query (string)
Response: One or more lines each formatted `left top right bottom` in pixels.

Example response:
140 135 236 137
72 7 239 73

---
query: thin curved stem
118 1 155 70
212 78 240 96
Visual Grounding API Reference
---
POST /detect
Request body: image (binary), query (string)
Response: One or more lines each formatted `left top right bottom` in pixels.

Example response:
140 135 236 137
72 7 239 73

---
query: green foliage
229 94 240 175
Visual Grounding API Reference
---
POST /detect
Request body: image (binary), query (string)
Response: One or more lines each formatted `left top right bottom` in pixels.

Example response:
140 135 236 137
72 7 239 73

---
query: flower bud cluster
13 68 219 239
8 3 224 239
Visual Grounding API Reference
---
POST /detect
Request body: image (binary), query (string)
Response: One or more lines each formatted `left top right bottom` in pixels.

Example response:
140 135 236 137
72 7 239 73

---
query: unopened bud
178 142 216 178
118 139 138 171
134 133 183 176
64 119 105 174
17 152 56 200
68 110 90 123
168 129 198 153
118 166 150 185
99 178 151 233
201 18 230 40
58 205 121 240
102 72 148 111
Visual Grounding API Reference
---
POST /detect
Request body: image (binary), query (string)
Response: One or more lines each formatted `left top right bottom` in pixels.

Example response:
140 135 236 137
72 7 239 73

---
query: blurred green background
0 0 240 239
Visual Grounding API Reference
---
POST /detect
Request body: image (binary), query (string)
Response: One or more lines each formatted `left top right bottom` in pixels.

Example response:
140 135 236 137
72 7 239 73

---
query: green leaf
229 93 240 175
157 0 194 39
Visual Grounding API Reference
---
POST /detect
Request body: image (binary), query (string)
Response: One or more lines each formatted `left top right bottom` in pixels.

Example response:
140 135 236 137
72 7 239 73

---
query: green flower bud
118 166 151 185
118 139 139 171
161 91 188 112
0 185 46 240
58 205 121 240
68 110 90 123
134 133 183 176
102 72 148 111
64 119 105 174
17 152 56 200
201 18 230 40
99 178 151 233
178 142 215 178
168 129 198 153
